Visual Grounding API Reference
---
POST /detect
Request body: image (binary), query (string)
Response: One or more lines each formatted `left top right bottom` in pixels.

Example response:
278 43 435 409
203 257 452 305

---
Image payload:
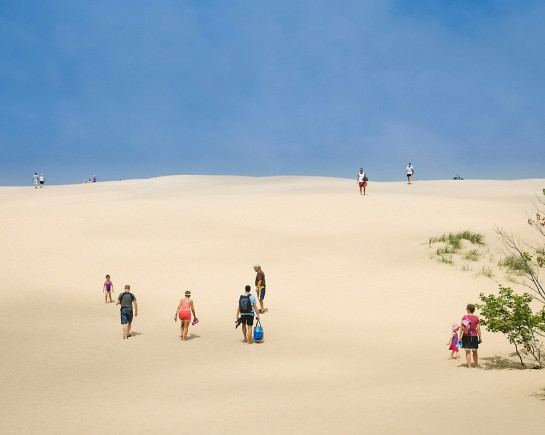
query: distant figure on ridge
93 175 96 183
103 274 114 304
405 163 414 184
32 173 39 189
116 285 138 339
254 264 266 314
174 290 198 341
236 285 260 344
39 173 45 188
357 168 368 196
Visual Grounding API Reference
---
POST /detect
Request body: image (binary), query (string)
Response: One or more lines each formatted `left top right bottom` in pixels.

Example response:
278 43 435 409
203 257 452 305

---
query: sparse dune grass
498 255 534 275
463 249 480 261
428 230 485 267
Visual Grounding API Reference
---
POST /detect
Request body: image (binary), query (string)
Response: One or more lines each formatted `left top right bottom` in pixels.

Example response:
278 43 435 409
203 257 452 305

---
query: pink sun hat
452 323 461 330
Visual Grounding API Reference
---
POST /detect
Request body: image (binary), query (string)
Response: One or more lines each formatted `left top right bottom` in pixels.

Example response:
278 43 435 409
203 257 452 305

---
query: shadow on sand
184 334 200 341
480 354 528 371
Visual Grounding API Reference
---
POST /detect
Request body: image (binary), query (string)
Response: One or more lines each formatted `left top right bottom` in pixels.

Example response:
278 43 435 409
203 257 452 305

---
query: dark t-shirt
118 292 136 309
255 270 266 287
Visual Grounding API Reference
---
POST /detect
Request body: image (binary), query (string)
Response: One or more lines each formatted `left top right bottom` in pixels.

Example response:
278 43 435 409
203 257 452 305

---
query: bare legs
241 323 253 344
465 350 479 368
122 322 131 339
179 320 190 340
449 350 459 360
105 291 113 304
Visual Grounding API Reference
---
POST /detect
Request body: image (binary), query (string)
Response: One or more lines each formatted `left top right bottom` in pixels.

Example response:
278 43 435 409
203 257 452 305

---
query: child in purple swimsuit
446 323 460 360
103 275 114 304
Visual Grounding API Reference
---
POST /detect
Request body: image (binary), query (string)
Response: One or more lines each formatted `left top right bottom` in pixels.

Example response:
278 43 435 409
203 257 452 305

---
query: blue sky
1 0 544 185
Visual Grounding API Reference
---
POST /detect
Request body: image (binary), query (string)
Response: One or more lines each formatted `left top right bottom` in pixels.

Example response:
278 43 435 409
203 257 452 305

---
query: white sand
1 176 544 434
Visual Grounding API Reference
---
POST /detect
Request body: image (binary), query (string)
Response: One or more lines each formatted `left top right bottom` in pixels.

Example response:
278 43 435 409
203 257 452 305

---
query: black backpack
239 294 252 314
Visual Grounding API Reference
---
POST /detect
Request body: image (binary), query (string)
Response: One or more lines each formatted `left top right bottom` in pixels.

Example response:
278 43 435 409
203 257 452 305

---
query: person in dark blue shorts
254 264 266 314
116 285 138 339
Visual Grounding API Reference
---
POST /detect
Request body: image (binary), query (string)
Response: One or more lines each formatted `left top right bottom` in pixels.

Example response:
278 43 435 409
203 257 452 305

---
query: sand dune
1 176 544 434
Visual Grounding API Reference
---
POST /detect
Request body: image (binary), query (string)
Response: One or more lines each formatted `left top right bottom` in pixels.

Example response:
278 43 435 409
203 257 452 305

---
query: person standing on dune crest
32 173 39 189
357 168 368 196
405 163 414 184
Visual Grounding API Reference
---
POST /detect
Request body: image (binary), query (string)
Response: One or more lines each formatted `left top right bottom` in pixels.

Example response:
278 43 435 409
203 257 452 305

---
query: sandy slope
0 176 544 434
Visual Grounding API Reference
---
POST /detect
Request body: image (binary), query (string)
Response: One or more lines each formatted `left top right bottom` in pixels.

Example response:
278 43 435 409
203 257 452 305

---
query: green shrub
477 286 545 368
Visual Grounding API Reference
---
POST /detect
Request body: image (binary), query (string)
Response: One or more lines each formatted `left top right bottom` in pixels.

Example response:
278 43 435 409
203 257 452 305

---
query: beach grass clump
429 231 485 251
439 256 453 265
476 266 494 278
428 231 485 268
498 255 534 275
436 246 456 256
428 234 448 245
458 230 485 245
463 250 480 262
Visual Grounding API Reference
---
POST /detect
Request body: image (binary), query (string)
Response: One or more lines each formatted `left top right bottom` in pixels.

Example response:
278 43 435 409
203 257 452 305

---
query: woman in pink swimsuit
174 290 197 341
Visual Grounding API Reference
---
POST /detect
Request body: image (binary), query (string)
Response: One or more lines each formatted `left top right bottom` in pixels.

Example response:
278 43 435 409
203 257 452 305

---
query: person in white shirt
405 163 414 184
32 173 39 189
357 168 368 195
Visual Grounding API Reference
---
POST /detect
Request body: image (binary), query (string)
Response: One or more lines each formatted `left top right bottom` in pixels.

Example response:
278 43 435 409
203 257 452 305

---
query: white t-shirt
405 166 414 175
358 172 366 182
32 175 38 182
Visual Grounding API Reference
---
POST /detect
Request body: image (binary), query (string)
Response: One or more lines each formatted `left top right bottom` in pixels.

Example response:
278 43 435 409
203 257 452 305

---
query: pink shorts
449 343 459 352
179 310 191 322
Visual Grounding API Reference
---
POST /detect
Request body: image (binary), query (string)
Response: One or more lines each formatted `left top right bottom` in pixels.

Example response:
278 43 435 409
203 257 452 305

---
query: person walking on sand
103 274 114 304
39 173 45 188
236 285 260 344
254 264 266 314
460 304 482 368
174 290 197 341
357 168 368 196
446 323 460 360
116 285 138 339
32 173 39 189
405 163 414 184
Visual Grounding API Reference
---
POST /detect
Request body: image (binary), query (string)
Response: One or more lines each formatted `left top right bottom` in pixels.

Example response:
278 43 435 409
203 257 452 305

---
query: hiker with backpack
460 303 482 368
236 285 260 344
116 285 138 339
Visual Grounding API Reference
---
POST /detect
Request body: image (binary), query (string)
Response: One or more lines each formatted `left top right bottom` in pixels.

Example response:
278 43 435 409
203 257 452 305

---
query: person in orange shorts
174 290 197 341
